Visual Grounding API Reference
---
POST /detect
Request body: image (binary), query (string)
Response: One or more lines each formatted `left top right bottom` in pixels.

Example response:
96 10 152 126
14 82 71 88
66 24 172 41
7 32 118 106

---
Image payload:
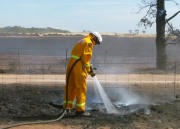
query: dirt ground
0 84 180 129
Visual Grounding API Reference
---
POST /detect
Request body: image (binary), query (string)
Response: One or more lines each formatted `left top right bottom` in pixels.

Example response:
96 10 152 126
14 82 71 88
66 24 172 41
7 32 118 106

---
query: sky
0 0 180 34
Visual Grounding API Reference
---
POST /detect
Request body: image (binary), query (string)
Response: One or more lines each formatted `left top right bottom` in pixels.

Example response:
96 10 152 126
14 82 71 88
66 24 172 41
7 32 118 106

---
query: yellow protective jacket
64 34 95 111
71 35 95 72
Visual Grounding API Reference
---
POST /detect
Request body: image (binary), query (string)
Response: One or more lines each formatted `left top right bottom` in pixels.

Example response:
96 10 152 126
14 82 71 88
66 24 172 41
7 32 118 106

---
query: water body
0 36 179 59
0 36 157 58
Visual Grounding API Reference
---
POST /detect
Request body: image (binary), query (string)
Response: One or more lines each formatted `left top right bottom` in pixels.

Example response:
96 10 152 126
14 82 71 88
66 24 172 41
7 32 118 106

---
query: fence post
18 49 20 71
104 49 107 62
174 62 176 100
65 48 68 71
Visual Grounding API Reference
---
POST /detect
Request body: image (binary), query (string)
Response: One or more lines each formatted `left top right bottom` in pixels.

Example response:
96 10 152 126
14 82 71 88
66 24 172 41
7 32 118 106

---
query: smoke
87 84 153 115
112 87 152 114
114 88 151 106
89 57 154 115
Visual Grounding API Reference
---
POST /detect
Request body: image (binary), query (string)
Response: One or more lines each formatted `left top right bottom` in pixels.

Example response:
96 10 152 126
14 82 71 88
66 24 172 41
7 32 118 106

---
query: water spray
92 75 119 114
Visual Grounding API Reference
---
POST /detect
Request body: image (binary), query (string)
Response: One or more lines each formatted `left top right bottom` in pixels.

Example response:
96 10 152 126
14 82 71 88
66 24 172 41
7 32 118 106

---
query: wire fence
0 49 180 102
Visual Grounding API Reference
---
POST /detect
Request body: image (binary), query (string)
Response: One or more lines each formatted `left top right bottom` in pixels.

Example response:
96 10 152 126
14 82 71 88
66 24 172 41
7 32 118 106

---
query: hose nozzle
89 66 96 77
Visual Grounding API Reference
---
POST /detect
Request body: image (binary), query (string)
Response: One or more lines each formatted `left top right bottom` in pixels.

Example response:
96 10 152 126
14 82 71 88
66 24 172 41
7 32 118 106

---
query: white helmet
92 32 103 44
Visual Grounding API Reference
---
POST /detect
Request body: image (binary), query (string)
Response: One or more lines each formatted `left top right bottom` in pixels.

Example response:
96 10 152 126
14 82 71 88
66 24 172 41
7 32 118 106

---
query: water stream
93 76 119 114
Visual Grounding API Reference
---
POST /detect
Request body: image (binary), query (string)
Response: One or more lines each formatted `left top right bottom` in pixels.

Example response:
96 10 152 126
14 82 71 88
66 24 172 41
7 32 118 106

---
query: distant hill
0 26 156 37
0 26 70 34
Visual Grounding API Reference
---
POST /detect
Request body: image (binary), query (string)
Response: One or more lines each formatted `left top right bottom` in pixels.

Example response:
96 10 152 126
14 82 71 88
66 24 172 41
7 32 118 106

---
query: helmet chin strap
91 36 98 45
94 38 100 45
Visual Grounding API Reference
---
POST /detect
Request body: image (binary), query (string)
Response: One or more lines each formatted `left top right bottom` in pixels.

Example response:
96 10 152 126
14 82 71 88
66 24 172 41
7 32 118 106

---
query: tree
137 0 180 69
156 0 166 69
142 30 146 34
135 29 140 34
129 30 132 34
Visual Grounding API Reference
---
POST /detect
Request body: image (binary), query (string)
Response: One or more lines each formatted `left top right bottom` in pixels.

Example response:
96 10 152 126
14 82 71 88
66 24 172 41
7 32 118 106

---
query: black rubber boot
76 111 91 117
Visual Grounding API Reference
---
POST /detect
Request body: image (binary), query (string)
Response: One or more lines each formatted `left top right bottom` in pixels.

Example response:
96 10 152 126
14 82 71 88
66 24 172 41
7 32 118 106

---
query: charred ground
0 84 180 129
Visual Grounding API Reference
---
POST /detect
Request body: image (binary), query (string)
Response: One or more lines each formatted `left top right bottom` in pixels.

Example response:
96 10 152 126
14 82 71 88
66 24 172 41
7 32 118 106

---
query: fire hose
0 58 81 129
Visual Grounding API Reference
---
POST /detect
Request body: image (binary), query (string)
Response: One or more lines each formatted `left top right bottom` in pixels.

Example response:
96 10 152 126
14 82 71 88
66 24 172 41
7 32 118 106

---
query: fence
0 49 180 102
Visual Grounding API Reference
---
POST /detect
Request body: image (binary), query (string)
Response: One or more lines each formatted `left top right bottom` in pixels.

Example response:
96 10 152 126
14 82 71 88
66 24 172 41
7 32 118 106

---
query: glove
89 66 96 77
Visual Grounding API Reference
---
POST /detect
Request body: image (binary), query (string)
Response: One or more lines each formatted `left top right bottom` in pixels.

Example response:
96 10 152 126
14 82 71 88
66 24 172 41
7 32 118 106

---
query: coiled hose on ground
0 58 81 129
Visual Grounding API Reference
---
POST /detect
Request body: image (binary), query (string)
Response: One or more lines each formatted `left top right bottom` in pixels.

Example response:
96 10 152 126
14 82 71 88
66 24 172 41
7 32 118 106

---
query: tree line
0 26 70 34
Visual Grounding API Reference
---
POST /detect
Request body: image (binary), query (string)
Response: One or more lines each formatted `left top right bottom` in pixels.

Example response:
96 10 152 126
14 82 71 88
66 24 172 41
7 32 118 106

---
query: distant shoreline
0 33 156 38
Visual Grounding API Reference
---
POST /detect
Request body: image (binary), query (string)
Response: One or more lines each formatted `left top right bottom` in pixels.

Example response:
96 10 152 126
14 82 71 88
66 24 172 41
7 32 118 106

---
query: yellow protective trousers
64 58 88 112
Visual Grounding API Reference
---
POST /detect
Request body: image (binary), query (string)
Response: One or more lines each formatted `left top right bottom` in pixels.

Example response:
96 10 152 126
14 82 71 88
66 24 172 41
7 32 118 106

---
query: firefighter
64 32 102 116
